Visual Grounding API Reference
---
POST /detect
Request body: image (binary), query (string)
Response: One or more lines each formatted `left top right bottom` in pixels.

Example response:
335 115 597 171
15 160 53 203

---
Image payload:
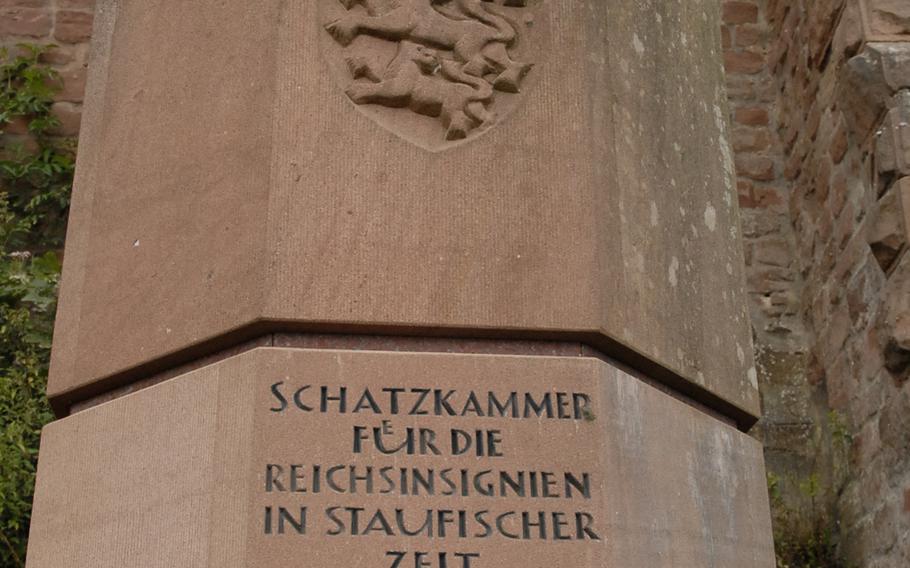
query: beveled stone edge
51 322 758 431
859 0 910 44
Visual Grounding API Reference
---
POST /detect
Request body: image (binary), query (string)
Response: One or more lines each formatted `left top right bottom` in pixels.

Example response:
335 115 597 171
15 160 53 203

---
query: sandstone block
834 0 864 62
38 45 76 65
830 118 849 164
886 90 910 176
806 0 842 64
0 0 48 7
0 7 51 37
721 26 732 49
735 154 776 181
723 1 759 25
731 127 772 152
27 348 775 568
753 237 792 267
49 0 760 424
53 67 87 103
49 102 81 136
879 251 910 380
864 0 910 38
841 43 910 139
734 25 764 48
724 50 765 74
54 10 93 43
734 106 770 126
57 0 95 9
868 177 910 272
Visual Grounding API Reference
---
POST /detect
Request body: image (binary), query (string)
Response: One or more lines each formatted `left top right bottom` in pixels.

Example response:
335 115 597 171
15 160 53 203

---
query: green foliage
1 44 74 251
0 44 73 567
768 411 854 568
770 472 843 568
0 45 59 130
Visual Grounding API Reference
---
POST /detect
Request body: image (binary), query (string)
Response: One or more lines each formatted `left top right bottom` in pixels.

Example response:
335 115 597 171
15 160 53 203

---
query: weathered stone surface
27 347 774 567
879 252 910 380
724 4 910 566
878 381 910 482
868 178 909 272
834 0 865 59
53 9 93 43
0 7 51 37
50 0 759 421
725 50 766 74
841 44 910 140
723 2 759 25
886 90 910 176
864 0 910 38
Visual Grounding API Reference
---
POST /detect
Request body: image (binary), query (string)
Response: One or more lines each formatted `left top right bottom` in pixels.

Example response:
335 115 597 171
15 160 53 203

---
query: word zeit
264 382 600 568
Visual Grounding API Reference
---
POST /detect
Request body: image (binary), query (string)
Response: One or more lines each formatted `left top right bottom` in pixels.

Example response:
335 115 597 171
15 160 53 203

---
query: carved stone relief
321 0 543 151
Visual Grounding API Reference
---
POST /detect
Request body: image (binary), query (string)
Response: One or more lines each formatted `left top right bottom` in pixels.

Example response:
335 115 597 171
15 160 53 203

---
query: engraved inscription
322 0 540 148
261 381 603 567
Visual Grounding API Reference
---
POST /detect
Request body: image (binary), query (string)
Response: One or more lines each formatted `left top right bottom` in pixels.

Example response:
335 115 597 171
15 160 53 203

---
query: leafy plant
768 411 854 568
1 44 74 251
0 43 73 567
771 472 842 568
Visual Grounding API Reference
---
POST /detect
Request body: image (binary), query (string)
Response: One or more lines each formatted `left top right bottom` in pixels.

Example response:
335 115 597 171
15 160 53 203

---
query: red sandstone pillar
27 1 775 565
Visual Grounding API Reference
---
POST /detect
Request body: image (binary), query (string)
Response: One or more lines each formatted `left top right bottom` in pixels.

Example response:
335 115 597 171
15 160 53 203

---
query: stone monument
27 0 775 566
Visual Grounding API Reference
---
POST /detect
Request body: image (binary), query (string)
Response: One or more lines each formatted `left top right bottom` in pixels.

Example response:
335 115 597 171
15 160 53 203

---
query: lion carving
324 0 535 142
345 41 494 140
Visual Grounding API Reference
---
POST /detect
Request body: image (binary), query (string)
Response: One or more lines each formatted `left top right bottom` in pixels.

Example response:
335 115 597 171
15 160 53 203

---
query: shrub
0 43 73 567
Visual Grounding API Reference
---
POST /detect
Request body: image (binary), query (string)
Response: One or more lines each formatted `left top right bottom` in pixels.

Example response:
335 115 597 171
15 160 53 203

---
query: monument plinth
27 0 775 566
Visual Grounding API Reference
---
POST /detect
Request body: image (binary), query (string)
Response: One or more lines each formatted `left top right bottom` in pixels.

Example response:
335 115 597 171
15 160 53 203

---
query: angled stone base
27 347 773 567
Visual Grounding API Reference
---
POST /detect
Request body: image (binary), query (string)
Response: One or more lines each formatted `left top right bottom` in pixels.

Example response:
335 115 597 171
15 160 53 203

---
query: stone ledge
868 177 910 272
861 0 910 42
841 42 910 139
67 332 744 432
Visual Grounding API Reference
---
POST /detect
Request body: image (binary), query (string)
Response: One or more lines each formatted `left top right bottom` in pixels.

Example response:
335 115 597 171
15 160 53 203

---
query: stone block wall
724 0 910 565
721 0 821 523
